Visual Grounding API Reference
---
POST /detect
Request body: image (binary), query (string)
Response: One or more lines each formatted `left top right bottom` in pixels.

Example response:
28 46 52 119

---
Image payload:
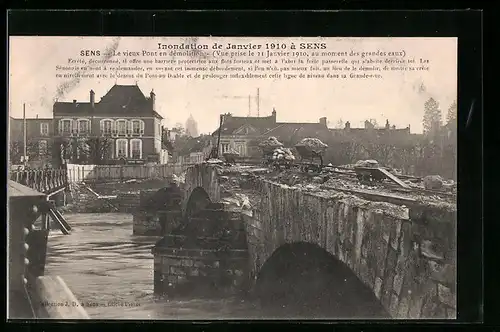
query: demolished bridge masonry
151 162 456 319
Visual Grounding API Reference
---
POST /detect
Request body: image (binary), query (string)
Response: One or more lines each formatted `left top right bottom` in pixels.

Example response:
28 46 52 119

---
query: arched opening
255 242 389 319
140 183 183 235
185 187 212 221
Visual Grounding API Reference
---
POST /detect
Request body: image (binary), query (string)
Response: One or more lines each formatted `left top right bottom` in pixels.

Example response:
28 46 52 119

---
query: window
40 123 49 136
116 139 128 158
221 143 230 153
131 120 145 135
116 119 128 136
59 119 73 135
38 140 48 155
235 143 244 156
78 119 91 135
130 139 142 159
100 119 113 135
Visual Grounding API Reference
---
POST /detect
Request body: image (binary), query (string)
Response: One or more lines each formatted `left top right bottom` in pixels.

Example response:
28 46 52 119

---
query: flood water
45 213 388 320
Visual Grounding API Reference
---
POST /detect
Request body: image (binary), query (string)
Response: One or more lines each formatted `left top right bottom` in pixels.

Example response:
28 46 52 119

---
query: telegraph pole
23 103 27 166
257 88 260 117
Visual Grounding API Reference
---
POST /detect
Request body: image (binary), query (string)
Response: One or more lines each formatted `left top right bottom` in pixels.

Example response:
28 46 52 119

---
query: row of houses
9 83 417 168
9 84 172 167
211 109 414 158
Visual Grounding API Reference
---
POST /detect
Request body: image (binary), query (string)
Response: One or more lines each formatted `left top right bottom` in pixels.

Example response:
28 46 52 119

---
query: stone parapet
180 163 457 319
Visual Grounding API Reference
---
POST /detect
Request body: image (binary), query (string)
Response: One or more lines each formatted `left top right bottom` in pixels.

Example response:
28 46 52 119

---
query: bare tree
85 137 113 164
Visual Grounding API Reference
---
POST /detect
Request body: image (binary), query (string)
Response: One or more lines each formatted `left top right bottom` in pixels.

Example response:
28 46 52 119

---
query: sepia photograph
7 36 457 320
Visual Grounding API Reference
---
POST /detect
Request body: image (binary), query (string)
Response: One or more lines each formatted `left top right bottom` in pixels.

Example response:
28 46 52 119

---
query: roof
8 180 46 198
10 117 53 121
53 84 163 119
211 115 276 136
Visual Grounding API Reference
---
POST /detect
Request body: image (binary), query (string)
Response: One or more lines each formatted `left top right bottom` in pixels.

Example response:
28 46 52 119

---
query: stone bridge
154 162 456 319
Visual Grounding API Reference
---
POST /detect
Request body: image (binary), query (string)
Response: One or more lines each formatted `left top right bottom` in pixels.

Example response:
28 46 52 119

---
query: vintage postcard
8 36 457 320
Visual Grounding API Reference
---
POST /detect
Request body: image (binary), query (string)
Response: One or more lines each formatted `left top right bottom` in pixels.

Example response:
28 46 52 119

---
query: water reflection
45 213 263 320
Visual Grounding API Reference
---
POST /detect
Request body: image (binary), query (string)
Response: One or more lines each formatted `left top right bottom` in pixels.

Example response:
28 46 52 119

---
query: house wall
218 136 257 157
53 115 162 162
9 118 55 165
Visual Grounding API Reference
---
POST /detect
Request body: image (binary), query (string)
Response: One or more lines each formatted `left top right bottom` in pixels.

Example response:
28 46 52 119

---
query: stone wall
133 188 183 236
153 197 250 296
133 210 182 236
115 193 140 213
152 237 249 296
183 164 221 213
179 163 457 319
243 180 456 319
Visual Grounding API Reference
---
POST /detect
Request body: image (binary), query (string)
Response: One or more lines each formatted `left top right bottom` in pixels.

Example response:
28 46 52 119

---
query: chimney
345 121 351 129
90 89 95 108
319 117 327 126
36 114 38 119
73 99 77 104
385 119 390 129
150 90 156 111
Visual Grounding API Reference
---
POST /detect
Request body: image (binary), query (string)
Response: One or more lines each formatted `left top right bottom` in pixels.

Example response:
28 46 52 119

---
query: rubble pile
294 138 328 159
423 175 444 190
355 159 380 168
272 147 296 161
259 136 284 153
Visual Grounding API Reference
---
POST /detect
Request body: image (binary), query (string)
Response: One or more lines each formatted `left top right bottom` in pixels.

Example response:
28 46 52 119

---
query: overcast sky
9 37 457 134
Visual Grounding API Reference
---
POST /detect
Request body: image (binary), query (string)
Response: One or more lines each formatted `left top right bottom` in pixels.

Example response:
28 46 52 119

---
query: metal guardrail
9 169 68 194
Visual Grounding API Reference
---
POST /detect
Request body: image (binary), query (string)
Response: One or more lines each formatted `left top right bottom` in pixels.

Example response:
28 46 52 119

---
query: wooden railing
10 169 68 194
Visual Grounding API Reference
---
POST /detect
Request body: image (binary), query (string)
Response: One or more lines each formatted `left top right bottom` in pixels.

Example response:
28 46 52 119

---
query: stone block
409 204 456 225
393 273 404 296
381 269 395 309
419 283 438 318
193 260 205 268
390 220 402 251
437 283 456 308
358 257 374 289
167 275 178 284
427 261 455 286
373 240 388 278
407 294 423 319
389 294 399 317
420 240 444 261
170 266 186 276
397 296 410 318
385 246 398 277
188 267 200 277
233 269 244 277
181 259 193 267
374 277 383 300
447 307 456 319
